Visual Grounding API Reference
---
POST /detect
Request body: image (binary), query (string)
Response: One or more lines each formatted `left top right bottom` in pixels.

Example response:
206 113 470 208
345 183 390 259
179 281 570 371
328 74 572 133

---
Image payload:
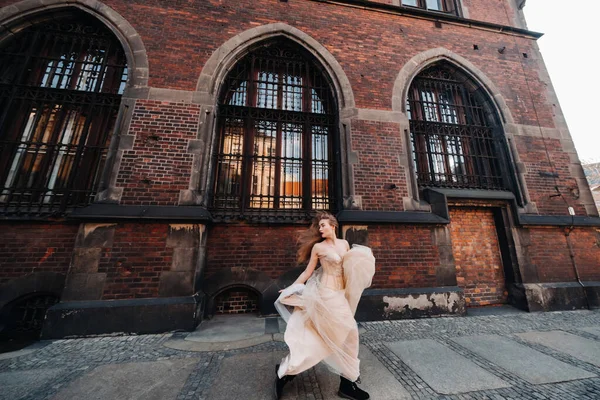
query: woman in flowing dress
274 212 374 400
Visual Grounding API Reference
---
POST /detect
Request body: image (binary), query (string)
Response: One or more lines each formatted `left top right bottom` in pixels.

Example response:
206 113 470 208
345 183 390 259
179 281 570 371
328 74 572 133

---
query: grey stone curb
163 333 285 352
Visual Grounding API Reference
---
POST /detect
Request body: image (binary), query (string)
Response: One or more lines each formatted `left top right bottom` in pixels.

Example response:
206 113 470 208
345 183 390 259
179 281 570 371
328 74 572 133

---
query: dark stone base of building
523 281 600 312
355 286 466 321
41 296 203 339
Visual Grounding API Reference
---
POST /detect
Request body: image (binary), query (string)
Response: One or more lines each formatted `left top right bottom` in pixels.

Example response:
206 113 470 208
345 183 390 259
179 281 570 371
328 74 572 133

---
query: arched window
407 62 509 191
212 40 338 220
0 13 128 216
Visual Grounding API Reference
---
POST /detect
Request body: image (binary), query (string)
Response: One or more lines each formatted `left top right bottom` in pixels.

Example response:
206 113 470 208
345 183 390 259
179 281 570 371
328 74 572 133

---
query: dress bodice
319 249 344 290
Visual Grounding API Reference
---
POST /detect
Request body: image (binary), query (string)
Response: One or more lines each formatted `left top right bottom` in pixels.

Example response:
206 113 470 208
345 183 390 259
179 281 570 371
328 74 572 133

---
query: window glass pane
250 121 277 209
282 75 303 112
426 0 443 10
402 0 419 6
257 71 278 109
312 125 329 210
228 81 247 106
214 119 244 209
280 123 303 209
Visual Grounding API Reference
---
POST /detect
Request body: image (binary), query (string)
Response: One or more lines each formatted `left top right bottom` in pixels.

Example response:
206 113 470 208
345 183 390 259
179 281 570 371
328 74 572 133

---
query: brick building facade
0 0 599 339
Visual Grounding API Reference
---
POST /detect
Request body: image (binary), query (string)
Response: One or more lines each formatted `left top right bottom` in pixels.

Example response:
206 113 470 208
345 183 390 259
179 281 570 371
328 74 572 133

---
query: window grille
212 41 338 221
407 63 508 190
0 15 128 216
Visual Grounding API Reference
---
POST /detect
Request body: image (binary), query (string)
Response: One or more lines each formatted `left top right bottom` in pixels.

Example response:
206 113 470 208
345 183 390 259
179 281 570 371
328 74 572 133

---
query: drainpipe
564 225 590 310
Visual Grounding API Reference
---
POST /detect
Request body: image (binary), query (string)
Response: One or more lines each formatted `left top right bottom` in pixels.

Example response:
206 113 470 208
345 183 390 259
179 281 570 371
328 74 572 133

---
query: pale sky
523 0 600 164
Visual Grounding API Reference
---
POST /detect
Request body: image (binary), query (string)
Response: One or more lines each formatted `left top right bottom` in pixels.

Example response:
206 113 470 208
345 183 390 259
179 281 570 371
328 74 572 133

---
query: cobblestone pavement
0 309 599 400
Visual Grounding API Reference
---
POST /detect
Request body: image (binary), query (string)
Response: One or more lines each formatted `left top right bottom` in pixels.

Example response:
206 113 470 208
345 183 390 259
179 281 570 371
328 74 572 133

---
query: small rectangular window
401 0 460 16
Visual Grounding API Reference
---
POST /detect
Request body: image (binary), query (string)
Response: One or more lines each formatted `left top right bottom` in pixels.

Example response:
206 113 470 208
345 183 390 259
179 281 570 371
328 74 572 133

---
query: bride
274 212 374 400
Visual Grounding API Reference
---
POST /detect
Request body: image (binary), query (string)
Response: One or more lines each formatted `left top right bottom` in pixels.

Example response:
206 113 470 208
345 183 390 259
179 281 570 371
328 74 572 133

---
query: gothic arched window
407 62 509 191
0 14 128 216
212 40 338 220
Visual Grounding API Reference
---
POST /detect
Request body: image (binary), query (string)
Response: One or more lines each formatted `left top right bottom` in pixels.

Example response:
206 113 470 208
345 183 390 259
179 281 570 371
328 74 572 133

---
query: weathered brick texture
462 0 516 26
117 100 200 206
98 224 172 299
449 207 507 306
1 0 599 315
0 224 79 285
215 287 259 314
0 0 546 121
515 136 586 216
205 225 299 279
351 120 408 211
368 225 439 289
525 227 600 283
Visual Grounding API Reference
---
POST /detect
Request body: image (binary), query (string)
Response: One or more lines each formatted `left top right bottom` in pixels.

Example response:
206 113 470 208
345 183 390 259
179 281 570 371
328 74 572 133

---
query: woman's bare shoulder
337 238 350 249
312 241 326 253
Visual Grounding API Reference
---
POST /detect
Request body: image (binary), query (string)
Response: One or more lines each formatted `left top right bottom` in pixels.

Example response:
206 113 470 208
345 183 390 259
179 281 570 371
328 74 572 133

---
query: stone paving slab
518 330 600 367
186 314 266 343
1 310 599 400
206 351 292 400
453 334 596 384
316 345 411 399
579 326 600 338
51 358 198 400
386 338 510 394
0 368 65 400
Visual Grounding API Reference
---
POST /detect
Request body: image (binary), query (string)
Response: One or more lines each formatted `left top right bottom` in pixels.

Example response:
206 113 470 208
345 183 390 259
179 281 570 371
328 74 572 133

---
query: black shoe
274 364 295 399
338 376 370 400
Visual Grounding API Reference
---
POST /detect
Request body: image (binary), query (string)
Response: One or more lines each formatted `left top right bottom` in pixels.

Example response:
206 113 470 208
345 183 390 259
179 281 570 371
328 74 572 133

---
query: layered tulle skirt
275 245 375 381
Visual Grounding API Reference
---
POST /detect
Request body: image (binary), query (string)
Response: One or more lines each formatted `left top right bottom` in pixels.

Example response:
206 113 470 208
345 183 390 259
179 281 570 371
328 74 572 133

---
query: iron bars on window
212 42 337 221
407 64 507 190
0 16 128 216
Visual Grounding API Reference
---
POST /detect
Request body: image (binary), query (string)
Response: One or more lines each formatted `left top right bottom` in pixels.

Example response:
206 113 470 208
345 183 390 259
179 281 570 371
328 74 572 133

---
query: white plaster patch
383 293 449 316
83 223 116 239
169 224 196 231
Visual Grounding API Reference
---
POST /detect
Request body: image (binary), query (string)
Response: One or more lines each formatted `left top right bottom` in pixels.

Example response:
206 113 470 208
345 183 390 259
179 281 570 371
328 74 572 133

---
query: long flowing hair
297 212 339 264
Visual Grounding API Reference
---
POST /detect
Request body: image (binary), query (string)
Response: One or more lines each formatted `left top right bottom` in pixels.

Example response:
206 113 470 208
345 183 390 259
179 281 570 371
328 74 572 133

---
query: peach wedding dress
275 245 375 382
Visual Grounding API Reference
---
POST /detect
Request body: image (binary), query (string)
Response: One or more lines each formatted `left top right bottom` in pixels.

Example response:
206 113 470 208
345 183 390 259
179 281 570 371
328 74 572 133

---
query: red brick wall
205 225 299 279
215 287 259 314
95 0 558 210
0 223 79 285
368 225 439 288
117 100 200 205
462 0 516 26
449 207 507 306
526 227 600 283
569 228 600 281
1 0 568 209
1 0 596 303
99 223 172 299
352 120 408 211
0 0 546 123
515 136 586 216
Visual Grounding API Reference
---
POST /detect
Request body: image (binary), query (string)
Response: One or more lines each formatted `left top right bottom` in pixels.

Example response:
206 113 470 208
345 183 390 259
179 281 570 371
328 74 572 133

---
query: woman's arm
292 244 319 285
